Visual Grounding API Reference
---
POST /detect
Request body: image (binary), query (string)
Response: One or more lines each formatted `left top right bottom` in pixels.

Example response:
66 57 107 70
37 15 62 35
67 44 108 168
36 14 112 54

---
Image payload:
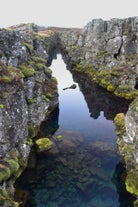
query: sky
0 0 138 28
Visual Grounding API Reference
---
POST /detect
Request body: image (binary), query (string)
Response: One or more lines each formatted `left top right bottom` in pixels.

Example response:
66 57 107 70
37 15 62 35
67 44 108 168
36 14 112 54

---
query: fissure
0 17 138 206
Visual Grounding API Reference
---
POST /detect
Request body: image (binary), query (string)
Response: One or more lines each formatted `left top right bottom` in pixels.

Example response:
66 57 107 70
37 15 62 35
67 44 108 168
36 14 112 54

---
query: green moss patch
20 64 35 78
114 113 125 132
44 67 52 76
72 63 138 100
28 125 38 139
0 158 19 183
6 159 19 174
31 56 47 64
0 104 4 109
0 166 11 182
56 135 63 139
134 199 138 207
27 98 36 105
24 42 33 53
126 170 138 196
0 64 23 84
35 138 52 150
0 188 19 206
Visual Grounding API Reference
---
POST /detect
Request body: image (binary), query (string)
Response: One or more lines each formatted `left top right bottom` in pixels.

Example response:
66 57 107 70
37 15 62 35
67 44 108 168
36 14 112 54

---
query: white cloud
0 0 138 28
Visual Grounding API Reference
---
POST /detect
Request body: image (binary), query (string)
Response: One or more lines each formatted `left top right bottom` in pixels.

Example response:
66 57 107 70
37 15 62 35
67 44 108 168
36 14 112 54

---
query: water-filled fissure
14 54 134 207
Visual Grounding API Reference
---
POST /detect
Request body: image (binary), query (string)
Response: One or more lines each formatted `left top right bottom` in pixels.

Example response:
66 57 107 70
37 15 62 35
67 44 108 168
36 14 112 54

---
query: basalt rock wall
59 17 138 99
0 25 58 206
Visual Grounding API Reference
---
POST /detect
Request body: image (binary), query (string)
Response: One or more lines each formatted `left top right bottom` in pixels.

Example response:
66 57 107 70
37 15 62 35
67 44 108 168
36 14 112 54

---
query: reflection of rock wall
73 73 130 120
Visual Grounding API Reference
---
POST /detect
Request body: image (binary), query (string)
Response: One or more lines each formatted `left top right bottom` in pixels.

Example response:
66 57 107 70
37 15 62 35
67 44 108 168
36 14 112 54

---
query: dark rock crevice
135 77 138 89
114 38 123 59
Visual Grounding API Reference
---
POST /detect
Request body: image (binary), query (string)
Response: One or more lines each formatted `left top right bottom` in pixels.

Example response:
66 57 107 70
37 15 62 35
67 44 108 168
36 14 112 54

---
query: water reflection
50 55 120 142
72 72 131 120
14 55 133 207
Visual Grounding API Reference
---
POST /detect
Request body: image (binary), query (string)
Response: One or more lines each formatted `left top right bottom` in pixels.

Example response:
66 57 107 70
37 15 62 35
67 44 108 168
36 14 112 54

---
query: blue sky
0 0 138 28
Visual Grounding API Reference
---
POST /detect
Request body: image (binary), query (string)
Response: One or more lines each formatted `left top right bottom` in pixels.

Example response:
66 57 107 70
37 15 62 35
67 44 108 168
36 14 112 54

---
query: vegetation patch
31 56 46 64
35 138 52 150
56 135 63 139
42 95 50 103
0 158 19 183
134 199 138 207
24 42 33 53
96 50 111 58
27 98 35 105
0 63 23 84
44 67 52 76
28 125 38 139
114 113 126 132
72 63 138 100
125 170 138 196
0 104 4 109
0 188 19 207
20 64 35 77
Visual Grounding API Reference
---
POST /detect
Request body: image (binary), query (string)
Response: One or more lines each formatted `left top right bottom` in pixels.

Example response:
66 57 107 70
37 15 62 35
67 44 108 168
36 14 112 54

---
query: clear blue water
14 55 134 207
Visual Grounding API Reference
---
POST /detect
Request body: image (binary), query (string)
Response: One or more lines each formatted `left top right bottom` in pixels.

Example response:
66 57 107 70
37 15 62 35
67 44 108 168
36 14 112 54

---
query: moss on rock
35 138 52 150
6 159 19 175
0 104 4 109
28 125 38 139
0 188 19 207
31 56 46 64
134 199 138 207
24 42 33 53
0 158 19 183
114 113 126 134
72 63 138 100
0 166 11 182
125 170 138 196
0 64 23 84
56 135 63 139
20 64 35 77
44 67 52 76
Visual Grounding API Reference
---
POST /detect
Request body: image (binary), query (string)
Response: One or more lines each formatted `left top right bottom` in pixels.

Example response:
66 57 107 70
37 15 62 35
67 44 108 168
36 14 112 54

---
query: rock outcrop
114 98 138 206
0 24 58 206
59 17 138 100
0 17 138 206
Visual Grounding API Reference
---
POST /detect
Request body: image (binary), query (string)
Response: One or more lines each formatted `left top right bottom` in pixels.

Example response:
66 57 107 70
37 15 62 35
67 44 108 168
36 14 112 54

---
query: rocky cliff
0 17 138 206
0 24 58 206
59 17 138 100
114 98 138 206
